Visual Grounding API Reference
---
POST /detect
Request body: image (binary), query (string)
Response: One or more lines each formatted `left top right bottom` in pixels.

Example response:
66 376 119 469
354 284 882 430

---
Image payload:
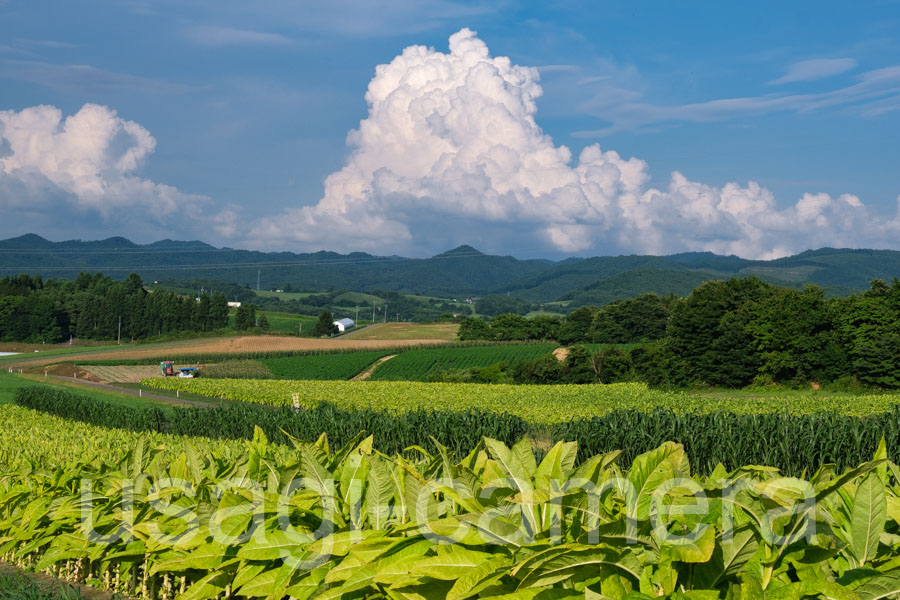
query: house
333 318 355 333
227 301 242 308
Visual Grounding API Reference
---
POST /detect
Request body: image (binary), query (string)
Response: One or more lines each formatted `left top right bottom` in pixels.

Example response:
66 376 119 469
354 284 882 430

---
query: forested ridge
0 272 229 342
4 233 900 300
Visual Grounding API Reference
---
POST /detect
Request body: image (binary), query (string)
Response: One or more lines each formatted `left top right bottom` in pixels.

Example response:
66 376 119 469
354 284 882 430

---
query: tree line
456 277 900 389
0 273 230 342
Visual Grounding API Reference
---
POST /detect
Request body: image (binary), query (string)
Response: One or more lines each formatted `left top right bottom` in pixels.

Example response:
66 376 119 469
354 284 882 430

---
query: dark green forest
0 272 230 342
457 277 900 389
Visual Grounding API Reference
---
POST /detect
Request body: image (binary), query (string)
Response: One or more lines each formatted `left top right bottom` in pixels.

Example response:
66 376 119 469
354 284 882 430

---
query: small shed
333 318 356 333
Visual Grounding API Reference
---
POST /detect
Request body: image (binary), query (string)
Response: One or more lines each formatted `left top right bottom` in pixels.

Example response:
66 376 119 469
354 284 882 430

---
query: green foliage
142 377 900 423
0 272 230 343
474 294 531 316
169 403 529 457
260 351 391 380
427 362 513 383
835 279 900 388
457 316 492 340
313 309 334 337
510 353 562 384
557 306 595 345
590 293 671 343
4 403 900 599
369 344 556 381
664 277 770 387
553 406 900 474
233 303 258 331
14 386 166 432
563 266 713 308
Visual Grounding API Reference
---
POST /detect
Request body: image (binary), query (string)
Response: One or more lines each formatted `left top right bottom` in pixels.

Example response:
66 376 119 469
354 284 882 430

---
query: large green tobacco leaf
854 569 900 599
445 557 514 600
175 570 232 600
407 547 499 580
516 546 641 589
850 474 887 566
692 525 760 589
150 540 233 574
660 525 716 563
7 402 900 600
365 455 396 529
627 442 689 521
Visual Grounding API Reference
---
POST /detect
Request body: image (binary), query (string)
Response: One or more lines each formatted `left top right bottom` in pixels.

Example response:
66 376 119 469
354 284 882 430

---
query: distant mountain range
2 234 899 305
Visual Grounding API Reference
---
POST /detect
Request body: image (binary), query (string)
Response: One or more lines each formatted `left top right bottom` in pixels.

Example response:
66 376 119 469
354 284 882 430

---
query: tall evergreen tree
313 310 335 337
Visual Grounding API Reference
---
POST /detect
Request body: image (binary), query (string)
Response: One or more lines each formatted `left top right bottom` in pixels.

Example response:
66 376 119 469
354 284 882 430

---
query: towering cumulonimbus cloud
251 28 899 258
0 103 207 226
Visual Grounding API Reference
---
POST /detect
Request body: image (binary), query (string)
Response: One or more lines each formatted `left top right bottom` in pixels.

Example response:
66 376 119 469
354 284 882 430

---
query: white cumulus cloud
249 29 897 258
0 103 209 229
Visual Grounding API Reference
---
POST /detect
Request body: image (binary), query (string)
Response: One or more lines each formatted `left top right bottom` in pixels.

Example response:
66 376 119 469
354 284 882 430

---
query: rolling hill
1 234 898 306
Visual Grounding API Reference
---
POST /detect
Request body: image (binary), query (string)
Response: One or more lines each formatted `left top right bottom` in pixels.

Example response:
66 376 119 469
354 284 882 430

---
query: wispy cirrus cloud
130 0 501 37
17 39 78 50
769 58 857 84
0 59 190 94
574 64 900 136
181 25 293 47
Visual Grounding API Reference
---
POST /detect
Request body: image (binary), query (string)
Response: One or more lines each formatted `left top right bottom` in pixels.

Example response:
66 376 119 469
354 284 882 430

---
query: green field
258 310 318 334
227 309 319 335
253 289 317 300
369 344 556 380
260 350 391 380
141 377 900 423
332 290 385 305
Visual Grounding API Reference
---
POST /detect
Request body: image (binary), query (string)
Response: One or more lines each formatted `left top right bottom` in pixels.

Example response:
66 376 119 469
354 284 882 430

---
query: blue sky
1 0 899 258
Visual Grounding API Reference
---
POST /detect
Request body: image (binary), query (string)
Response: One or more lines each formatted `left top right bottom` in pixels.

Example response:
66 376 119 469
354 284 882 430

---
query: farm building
333 318 355 333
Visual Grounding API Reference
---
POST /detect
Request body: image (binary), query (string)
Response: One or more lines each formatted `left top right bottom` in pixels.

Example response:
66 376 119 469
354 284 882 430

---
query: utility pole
257 269 261 291
372 302 376 322
355 305 359 322
384 304 387 323
117 315 121 345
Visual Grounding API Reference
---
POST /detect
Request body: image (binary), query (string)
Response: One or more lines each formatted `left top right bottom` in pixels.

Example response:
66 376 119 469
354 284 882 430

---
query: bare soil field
10 335 450 368
81 365 161 383
25 362 102 382
343 322 459 341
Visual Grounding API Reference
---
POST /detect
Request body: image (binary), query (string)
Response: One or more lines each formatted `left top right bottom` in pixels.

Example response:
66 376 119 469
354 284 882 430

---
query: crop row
260 350 391 380
18 384 900 474
368 344 557 381
3 403 900 600
74 341 538 367
142 377 900 422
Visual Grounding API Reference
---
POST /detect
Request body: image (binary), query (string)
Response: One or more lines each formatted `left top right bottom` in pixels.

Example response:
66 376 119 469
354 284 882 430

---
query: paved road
42 374 215 408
